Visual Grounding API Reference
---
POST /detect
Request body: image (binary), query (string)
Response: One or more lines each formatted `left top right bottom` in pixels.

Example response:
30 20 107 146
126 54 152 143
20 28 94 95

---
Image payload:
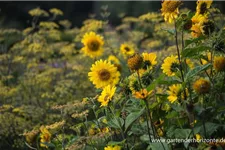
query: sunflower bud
213 56 225 72
183 19 192 30
193 78 210 94
127 53 143 71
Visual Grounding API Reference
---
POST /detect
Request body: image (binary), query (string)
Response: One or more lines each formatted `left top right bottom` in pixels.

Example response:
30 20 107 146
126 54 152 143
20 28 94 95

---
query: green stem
144 105 152 143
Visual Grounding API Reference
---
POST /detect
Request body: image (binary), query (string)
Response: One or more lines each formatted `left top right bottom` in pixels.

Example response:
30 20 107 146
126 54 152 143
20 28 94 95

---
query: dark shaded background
0 1 224 29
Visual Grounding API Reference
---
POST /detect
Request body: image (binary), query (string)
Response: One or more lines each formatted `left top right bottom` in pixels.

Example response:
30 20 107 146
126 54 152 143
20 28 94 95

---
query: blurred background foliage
0 1 224 28
0 1 224 150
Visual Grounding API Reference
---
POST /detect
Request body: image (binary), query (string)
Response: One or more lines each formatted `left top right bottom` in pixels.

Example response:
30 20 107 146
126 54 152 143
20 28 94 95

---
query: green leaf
185 63 211 81
41 142 55 148
125 108 145 132
107 140 126 146
182 46 210 58
166 111 179 119
140 134 150 143
174 129 192 139
148 142 169 150
184 36 205 47
147 74 165 91
200 122 221 136
108 117 124 129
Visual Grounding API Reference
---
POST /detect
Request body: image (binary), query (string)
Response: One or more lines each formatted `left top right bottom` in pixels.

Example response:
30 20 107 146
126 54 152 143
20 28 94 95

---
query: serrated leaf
174 129 192 139
148 142 169 150
125 108 145 132
166 111 178 119
182 46 210 58
185 63 211 81
108 117 124 129
200 122 221 136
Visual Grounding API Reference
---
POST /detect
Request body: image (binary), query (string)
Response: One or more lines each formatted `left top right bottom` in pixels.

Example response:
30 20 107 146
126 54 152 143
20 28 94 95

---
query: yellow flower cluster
29 8 49 17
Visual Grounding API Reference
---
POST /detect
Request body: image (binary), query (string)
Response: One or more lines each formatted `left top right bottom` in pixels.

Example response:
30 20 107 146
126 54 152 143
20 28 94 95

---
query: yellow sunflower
120 43 135 57
88 59 120 89
200 52 212 65
193 78 210 94
161 55 180 76
128 74 141 94
161 0 182 23
40 126 51 148
134 89 153 99
108 55 120 64
142 52 157 70
191 14 207 24
108 55 122 72
98 85 116 107
213 56 225 72
186 59 194 69
191 24 202 38
81 32 104 58
104 145 121 150
167 84 182 103
196 0 213 15
154 119 164 128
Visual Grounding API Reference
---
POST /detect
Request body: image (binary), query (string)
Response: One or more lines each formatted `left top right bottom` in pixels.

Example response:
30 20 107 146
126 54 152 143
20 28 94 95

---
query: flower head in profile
98 85 116 107
191 24 202 38
196 0 213 15
88 59 120 89
167 84 188 103
161 55 179 76
120 43 135 57
193 78 210 94
161 0 182 23
104 145 121 150
142 52 157 70
108 55 120 64
128 74 141 94
134 89 153 99
167 84 182 103
191 14 207 25
40 126 51 148
81 32 104 58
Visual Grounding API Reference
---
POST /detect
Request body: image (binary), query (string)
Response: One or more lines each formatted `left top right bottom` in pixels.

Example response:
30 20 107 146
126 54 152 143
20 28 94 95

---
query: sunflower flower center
143 61 151 69
88 40 100 51
98 69 111 81
199 3 207 14
202 20 215 36
104 94 110 101
132 80 141 91
170 63 180 73
124 47 130 52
